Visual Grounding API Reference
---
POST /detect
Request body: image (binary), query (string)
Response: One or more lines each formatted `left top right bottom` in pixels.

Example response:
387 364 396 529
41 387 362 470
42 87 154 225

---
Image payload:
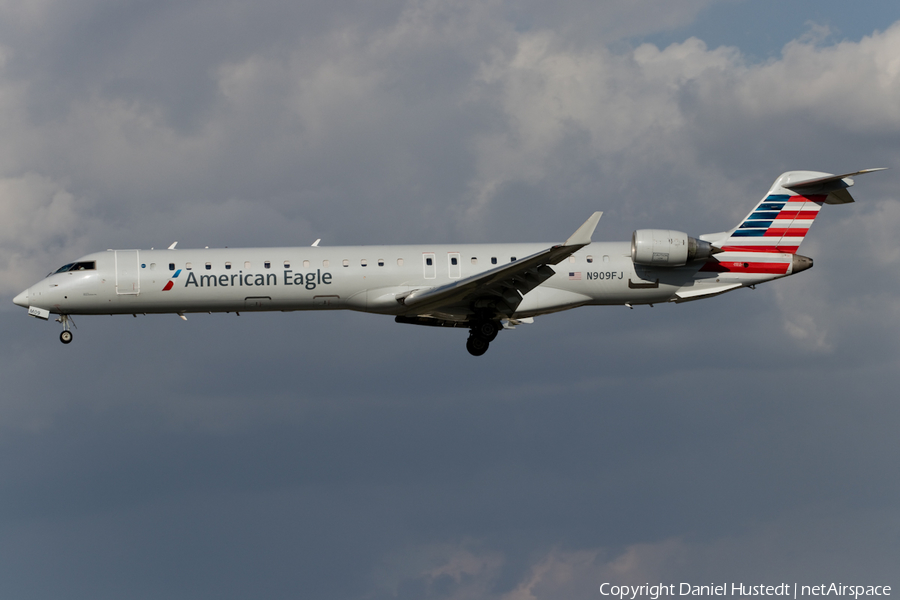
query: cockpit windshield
51 261 96 275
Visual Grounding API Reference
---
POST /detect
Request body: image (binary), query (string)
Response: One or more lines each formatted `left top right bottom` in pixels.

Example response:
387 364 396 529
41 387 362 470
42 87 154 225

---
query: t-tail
693 169 884 283
715 169 885 254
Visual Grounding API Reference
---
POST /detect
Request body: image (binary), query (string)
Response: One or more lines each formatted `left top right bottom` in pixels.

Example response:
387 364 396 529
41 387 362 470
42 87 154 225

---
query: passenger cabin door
115 250 140 295
448 252 461 279
423 253 436 279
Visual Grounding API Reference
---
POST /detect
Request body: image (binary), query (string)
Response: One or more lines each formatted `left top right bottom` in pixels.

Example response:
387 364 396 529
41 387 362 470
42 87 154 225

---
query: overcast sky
1 1 899 598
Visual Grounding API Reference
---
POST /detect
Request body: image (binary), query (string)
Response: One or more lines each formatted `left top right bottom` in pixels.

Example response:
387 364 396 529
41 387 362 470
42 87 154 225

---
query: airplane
12 169 883 356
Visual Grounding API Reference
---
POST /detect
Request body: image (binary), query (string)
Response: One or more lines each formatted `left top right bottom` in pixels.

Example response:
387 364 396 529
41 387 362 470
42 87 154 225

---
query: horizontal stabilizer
783 168 886 204
784 168 886 190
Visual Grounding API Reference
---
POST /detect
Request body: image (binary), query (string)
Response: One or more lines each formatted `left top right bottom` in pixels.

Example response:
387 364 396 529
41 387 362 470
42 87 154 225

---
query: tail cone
792 254 813 274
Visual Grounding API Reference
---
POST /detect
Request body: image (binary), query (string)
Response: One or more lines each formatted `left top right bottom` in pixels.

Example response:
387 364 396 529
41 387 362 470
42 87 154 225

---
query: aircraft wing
398 212 602 319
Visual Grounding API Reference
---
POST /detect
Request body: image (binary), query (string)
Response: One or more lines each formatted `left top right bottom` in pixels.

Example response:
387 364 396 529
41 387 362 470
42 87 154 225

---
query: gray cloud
1 1 898 598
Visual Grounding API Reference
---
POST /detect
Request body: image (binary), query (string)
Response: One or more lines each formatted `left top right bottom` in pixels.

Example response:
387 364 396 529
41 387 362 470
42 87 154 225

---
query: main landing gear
56 314 75 344
466 320 500 356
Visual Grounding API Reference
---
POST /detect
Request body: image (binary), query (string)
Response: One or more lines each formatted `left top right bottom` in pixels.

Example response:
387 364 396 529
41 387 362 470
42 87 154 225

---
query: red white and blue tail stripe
693 170 883 282
721 192 824 254
678 169 881 300
714 169 883 255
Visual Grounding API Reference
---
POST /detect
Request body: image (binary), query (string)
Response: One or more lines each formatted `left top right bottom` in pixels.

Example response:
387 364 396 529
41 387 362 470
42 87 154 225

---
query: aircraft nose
13 288 29 308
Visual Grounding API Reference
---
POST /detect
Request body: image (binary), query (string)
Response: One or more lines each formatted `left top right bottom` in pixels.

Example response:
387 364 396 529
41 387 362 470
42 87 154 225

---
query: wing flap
674 283 741 302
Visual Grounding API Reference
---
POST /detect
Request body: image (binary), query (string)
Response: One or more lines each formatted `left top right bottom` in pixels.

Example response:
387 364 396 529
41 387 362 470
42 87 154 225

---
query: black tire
60 330 73 344
466 335 489 356
471 320 499 342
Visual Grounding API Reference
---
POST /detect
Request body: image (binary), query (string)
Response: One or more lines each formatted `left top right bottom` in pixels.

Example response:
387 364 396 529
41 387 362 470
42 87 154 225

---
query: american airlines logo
161 269 182 291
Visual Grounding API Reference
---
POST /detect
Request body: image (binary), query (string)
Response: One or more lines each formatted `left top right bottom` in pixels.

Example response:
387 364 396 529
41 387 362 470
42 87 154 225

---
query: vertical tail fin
718 169 884 254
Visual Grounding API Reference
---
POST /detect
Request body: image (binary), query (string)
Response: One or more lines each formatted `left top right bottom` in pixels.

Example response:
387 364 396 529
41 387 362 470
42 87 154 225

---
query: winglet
564 212 603 247
168 242 178 250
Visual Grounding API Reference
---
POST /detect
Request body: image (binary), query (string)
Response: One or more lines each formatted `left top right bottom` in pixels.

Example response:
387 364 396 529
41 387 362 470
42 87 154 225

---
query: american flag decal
569 272 581 280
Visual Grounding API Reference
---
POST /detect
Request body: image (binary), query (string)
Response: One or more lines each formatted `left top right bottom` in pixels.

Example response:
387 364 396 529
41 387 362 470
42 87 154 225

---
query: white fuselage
16 242 796 319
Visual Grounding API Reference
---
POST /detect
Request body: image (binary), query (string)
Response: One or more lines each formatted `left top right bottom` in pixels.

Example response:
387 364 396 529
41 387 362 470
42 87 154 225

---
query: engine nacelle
631 229 714 267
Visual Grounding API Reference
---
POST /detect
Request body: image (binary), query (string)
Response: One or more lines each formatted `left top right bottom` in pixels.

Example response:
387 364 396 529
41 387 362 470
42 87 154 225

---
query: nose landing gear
56 314 75 344
466 319 500 356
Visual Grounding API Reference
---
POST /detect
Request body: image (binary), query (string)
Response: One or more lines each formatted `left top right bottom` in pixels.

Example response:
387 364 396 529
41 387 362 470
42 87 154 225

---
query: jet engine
631 229 715 267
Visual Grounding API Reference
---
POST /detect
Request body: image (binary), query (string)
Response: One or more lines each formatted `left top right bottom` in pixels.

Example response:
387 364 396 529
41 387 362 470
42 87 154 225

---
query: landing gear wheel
60 330 73 344
471 320 499 342
466 335 489 356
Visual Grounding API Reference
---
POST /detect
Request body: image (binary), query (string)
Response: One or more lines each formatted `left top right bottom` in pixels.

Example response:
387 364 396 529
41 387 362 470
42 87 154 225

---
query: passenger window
342 259 349 267
603 255 610 263
510 256 516 261
150 263 156 270
361 259 367 267
284 260 291 269
244 261 251 269
586 256 593 264
397 258 404 266
569 256 576 263
264 261 271 269
491 257 497 265
186 262 193 270
323 260 330 267
303 260 310 268
205 262 212 270
426 257 433 266
471 257 477 264
225 262 232 269
378 259 384 267
169 263 175 271
451 257 458 266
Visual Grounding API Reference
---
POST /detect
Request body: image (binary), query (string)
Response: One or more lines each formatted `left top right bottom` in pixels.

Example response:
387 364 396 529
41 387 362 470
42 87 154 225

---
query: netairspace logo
599 583 892 600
